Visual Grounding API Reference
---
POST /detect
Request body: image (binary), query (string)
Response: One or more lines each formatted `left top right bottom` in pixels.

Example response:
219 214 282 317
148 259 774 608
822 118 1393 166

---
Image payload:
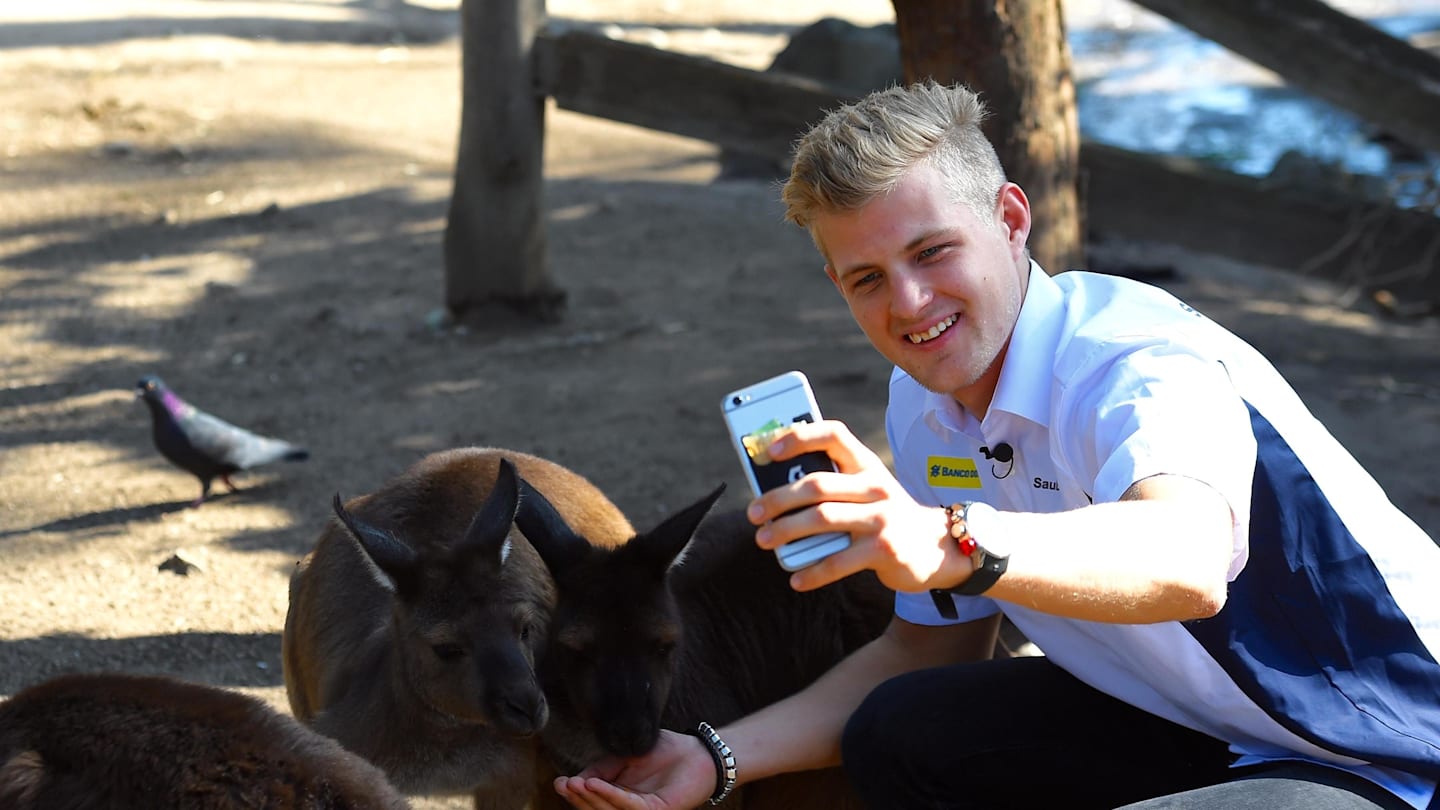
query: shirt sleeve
895 589 1001 625
1053 339 1256 579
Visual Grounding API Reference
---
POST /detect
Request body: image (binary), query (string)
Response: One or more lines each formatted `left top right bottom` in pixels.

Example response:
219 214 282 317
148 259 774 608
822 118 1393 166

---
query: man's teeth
908 314 958 344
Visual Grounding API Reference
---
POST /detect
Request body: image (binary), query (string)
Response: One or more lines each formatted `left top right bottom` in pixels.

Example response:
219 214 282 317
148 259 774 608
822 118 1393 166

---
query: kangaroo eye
654 640 676 658
431 643 465 661
516 617 543 644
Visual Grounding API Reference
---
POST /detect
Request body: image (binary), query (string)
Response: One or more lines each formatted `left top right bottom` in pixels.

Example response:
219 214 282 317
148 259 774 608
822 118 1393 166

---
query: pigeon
135 374 310 506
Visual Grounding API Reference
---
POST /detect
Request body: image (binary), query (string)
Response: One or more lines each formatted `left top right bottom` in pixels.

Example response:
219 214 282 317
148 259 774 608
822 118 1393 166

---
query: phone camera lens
731 396 743 406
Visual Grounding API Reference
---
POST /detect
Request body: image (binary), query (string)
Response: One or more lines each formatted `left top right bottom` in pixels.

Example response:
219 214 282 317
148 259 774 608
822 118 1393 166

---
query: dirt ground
2 1 1439 807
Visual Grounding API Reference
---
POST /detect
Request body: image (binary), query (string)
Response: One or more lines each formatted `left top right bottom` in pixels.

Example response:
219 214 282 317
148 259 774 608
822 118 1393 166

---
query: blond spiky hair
781 80 1007 228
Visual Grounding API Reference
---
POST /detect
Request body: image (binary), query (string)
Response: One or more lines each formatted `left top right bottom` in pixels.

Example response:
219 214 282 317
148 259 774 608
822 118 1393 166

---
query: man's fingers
787 534 872 591
554 776 599 809
555 776 637 810
583 778 652 809
753 468 890 531
767 419 877 473
575 757 625 782
755 492 874 549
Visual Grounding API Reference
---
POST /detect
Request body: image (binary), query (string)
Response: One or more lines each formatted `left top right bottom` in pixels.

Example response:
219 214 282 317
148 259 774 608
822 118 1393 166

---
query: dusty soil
2 2 1438 807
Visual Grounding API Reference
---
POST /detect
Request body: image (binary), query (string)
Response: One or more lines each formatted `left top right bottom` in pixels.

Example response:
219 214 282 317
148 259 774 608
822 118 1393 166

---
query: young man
553 81 1440 810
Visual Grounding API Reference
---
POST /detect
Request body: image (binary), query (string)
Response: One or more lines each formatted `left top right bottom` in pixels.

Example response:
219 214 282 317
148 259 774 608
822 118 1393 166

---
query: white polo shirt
888 263 1440 808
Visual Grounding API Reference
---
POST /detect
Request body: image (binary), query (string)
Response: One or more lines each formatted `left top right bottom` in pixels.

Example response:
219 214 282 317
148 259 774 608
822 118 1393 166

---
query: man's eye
918 245 943 260
852 272 881 290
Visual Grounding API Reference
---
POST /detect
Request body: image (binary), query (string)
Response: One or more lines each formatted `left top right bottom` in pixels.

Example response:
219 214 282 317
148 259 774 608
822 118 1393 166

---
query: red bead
959 537 976 556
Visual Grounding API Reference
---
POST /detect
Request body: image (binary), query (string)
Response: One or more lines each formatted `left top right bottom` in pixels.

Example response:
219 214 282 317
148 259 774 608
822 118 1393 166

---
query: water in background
1067 0 1440 208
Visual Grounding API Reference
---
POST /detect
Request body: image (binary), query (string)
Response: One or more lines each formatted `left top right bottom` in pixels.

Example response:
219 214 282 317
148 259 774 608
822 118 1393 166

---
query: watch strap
934 502 1009 606
930 503 974 618
929 589 960 620
950 550 1007 596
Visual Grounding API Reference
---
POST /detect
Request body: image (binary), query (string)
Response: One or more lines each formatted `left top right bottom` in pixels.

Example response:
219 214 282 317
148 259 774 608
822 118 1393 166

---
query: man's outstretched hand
554 729 717 810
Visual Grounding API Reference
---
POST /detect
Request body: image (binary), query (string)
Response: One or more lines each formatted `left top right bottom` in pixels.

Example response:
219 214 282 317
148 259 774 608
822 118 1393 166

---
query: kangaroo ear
457 457 522 562
332 493 419 594
514 474 593 578
631 483 727 571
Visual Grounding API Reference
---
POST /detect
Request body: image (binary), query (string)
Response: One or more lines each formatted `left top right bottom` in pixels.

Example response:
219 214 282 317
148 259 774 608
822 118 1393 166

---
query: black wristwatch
929 502 1010 618
949 501 1010 595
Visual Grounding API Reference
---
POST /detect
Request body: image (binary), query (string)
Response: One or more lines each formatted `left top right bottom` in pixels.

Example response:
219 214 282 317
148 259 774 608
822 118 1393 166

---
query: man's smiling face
814 161 1032 413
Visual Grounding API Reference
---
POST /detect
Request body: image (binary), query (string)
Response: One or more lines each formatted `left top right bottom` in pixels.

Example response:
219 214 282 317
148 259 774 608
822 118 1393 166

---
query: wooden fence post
444 0 564 320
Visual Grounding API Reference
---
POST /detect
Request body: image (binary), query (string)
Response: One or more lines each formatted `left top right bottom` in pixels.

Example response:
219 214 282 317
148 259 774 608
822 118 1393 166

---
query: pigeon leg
221 474 240 493
191 478 212 508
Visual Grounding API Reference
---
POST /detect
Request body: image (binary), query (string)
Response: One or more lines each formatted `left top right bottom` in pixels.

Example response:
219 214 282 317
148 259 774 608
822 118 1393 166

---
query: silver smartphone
720 370 852 571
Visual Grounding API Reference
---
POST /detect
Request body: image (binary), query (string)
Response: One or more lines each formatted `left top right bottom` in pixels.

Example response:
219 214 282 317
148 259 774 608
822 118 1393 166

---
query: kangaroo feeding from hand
516 481 893 810
283 447 633 809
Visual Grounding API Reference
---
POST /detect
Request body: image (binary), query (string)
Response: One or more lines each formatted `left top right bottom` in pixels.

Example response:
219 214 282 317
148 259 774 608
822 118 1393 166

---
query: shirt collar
920 260 1063 431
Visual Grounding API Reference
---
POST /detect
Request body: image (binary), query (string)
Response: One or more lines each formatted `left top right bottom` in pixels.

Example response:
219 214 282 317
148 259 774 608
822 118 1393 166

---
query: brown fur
0 672 409 810
282 447 633 809
517 487 894 810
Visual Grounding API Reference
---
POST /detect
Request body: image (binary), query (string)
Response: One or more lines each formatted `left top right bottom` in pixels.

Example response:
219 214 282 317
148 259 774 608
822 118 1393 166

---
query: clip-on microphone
979 442 1014 479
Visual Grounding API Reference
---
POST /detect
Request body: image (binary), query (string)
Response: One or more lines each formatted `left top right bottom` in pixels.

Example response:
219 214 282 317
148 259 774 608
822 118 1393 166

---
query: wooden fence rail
445 13 1440 317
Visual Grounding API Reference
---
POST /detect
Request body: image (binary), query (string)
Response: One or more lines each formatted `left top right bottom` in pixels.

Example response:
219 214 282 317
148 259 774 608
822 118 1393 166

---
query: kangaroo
0 672 409 810
282 447 634 809
516 482 893 809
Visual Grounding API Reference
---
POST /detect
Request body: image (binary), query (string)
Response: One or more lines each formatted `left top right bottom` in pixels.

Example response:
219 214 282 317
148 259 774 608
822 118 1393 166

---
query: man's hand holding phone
721 371 850 571
746 418 972 595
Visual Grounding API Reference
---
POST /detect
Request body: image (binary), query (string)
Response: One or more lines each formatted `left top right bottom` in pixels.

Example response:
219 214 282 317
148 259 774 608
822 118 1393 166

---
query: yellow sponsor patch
926 456 983 489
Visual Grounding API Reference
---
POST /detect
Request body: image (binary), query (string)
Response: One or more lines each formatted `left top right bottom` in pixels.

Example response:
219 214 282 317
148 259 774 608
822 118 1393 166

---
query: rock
717 18 901 180
158 553 201 577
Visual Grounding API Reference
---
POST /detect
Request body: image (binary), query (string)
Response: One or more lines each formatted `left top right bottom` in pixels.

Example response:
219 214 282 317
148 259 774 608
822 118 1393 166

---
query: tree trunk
1129 0 1440 158
891 0 1084 274
444 0 564 321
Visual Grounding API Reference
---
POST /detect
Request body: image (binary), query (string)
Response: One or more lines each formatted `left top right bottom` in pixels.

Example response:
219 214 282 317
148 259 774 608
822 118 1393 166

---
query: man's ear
824 262 843 293
997 182 1032 258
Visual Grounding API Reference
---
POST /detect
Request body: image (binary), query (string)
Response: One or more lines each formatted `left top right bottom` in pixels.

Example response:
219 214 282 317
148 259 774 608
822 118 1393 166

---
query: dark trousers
840 656 1413 810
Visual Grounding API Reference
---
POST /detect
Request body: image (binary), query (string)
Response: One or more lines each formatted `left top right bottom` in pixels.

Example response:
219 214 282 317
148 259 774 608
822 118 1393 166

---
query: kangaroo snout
492 686 548 737
599 719 661 759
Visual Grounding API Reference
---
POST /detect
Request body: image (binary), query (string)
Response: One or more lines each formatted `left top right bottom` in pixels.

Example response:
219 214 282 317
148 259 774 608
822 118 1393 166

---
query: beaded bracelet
686 721 737 805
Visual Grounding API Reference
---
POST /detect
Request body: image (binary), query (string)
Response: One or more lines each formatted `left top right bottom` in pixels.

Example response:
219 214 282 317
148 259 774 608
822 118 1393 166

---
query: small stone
158 553 201 576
